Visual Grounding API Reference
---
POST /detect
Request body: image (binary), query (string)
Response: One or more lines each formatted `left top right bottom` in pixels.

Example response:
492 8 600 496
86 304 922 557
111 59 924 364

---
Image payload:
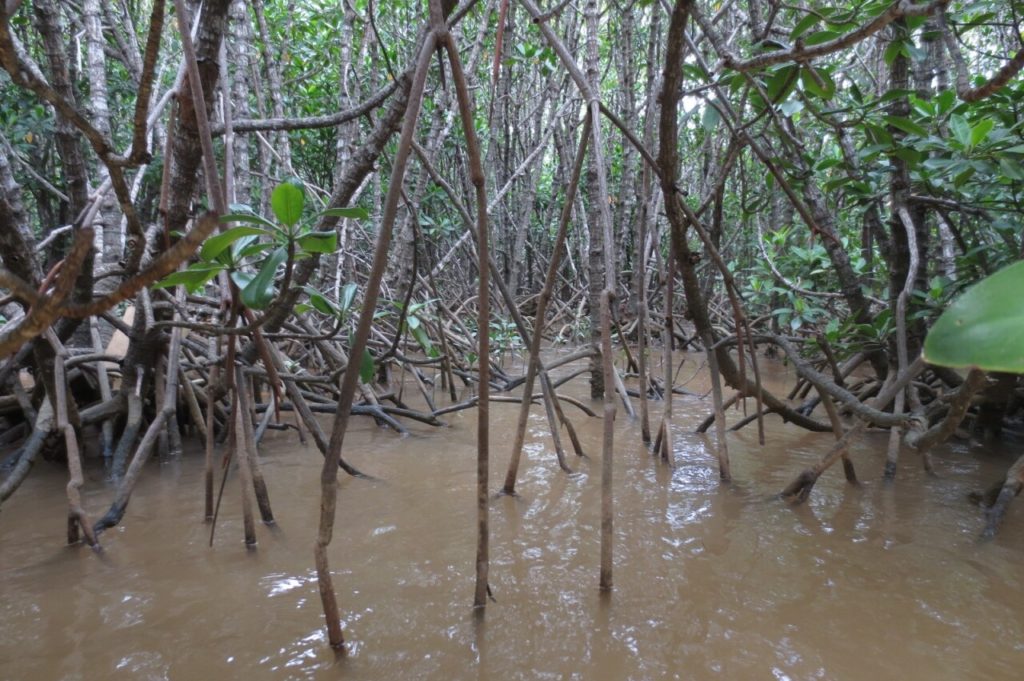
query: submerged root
781 469 819 505
980 450 1024 538
983 481 1022 538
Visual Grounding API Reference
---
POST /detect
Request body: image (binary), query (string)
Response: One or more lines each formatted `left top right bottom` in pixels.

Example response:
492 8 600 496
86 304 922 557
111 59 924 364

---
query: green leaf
893 147 923 165
953 165 976 187
219 212 277 230
800 66 835 100
949 114 971 148
235 241 275 260
878 88 916 103
410 321 434 356
778 99 803 116
241 246 287 309
910 96 935 117
904 43 927 62
803 30 841 46
765 65 799 102
339 282 358 314
884 115 929 138
301 286 339 316
200 226 267 262
701 102 721 132
230 271 254 291
822 177 848 192
935 89 956 114
296 230 338 254
153 265 219 292
407 299 436 316
970 118 995 147
271 182 305 228
999 158 1024 181
790 13 821 39
923 261 1024 372
321 206 369 220
883 39 904 67
359 347 375 383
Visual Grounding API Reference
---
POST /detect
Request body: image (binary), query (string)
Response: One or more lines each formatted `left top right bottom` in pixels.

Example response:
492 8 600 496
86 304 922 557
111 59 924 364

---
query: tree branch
214 79 400 135
724 0 950 72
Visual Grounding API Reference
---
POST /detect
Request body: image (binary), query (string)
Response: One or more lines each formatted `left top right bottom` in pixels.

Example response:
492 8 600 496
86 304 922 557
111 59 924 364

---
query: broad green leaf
235 241 275 260
876 88 916 104
779 99 803 117
905 15 928 31
339 282 358 313
200 226 267 262
241 246 287 309
935 89 956 114
410 324 434 356
953 165 976 187
822 177 848 192
765 65 799 102
297 230 338 254
893 147 923 164
302 286 340 316
905 43 927 62
271 182 305 227
999 158 1024 181
408 298 436 315
803 30 841 46
801 66 835 100
910 96 935 117
883 39 904 66
359 347 375 383
923 260 1024 372
230 271 254 291
960 11 997 29
970 118 995 147
790 13 821 39
949 114 971 148
884 115 929 138
153 265 219 292
219 212 277 230
701 102 721 132
321 206 370 220
922 157 955 170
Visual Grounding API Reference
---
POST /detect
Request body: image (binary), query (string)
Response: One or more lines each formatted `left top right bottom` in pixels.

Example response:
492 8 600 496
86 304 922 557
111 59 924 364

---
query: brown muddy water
2 355 1024 680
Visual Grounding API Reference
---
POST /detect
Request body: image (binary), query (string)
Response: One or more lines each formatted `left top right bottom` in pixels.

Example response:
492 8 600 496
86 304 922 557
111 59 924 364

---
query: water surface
2 357 1023 680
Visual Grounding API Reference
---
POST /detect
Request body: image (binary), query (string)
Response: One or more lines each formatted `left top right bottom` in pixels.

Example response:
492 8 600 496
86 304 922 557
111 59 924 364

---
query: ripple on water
114 651 167 680
100 592 150 629
263 573 308 598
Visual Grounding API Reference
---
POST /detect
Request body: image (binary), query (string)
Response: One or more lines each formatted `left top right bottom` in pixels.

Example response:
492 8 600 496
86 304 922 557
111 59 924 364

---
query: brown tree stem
316 21 438 651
